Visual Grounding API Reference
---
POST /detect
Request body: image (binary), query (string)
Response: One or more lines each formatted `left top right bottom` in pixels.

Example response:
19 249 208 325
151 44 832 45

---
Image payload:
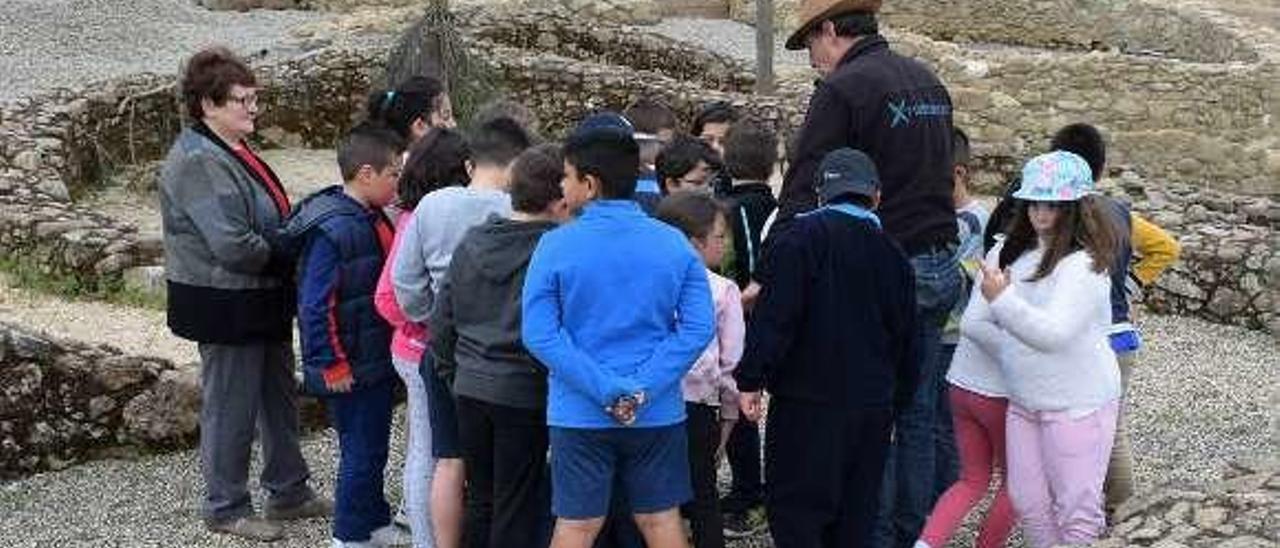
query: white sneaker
332 539 375 548
370 524 413 547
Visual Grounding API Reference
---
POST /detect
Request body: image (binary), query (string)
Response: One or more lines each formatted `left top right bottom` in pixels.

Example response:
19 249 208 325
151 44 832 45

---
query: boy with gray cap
736 148 919 548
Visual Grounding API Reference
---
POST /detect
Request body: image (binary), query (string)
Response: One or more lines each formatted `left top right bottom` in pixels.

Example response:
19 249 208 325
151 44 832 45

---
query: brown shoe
207 516 285 542
264 496 334 521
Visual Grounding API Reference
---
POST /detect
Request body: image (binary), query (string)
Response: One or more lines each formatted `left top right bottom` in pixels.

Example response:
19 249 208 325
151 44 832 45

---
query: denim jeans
933 343 959 500
874 246 962 548
329 379 395 542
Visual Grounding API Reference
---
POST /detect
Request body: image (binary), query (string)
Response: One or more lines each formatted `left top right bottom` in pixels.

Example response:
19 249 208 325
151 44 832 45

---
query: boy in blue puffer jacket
287 122 410 547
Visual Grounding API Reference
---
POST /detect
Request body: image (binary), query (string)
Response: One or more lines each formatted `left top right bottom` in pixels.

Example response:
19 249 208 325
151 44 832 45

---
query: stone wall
729 0 1259 64
0 45 384 286
1098 457 1279 547
878 32 1279 198
0 322 198 478
0 2 1273 335
452 6 801 138
879 0 1259 63
1101 175 1277 332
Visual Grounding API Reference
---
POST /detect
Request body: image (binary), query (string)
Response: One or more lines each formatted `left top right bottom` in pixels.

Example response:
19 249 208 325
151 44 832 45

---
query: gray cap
816 148 880 203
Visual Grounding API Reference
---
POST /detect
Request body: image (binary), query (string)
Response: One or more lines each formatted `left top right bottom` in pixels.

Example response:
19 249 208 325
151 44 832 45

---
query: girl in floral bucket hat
967 150 1124 548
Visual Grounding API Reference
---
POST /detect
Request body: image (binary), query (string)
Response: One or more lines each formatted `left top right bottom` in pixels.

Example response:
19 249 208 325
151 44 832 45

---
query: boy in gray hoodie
430 144 570 547
391 117 531 547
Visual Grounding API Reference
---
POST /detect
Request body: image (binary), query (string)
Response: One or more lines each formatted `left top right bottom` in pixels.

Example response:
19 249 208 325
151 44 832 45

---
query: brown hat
785 0 883 51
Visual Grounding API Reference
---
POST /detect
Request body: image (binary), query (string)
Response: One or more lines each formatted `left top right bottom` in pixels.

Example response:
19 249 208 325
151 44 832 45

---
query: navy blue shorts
550 423 692 519
421 352 462 459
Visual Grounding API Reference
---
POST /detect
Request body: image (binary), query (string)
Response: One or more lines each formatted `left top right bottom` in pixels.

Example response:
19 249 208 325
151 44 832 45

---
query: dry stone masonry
1097 457 1279 547
0 321 197 477
0 1 1274 333
0 46 384 288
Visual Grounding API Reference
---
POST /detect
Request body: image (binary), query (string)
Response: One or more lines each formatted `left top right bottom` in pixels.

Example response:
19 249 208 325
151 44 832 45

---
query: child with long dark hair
368 75 456 143
977 151 1122 548
374 128 470 547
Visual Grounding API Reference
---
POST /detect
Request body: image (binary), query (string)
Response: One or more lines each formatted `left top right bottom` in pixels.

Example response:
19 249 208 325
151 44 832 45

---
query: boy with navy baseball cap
737 147 920 547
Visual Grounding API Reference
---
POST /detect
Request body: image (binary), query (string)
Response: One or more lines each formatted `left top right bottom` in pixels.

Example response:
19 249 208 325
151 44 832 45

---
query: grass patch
0 254 165 311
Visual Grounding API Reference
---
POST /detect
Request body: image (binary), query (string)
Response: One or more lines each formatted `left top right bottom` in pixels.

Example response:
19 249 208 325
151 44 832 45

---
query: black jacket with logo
778 35 957 255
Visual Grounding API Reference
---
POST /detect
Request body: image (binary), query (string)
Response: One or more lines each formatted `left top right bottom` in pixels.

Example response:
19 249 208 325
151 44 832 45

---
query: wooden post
755 0 775 94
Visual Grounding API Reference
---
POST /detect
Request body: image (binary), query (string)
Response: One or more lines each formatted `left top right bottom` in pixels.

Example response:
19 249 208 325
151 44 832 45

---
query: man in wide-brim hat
765 1 965 548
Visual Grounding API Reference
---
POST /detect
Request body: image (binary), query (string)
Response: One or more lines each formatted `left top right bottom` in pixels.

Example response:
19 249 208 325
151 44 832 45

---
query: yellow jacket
1129 213 1180 286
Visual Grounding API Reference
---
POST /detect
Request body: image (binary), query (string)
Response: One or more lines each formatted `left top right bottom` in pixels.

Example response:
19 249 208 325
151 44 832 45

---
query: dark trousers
875 247 962 548
723 417 764 513
328 379 395 541
766 397 893 548
681 403 726 548
456 395 552 548
933 343 959 500
197 342 314 524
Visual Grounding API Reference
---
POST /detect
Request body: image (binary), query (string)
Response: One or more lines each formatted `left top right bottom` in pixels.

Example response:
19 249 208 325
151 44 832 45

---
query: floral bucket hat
1012 150 1095 202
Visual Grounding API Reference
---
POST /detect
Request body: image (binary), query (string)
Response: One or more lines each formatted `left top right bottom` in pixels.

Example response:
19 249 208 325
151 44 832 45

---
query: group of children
282 74 1179 548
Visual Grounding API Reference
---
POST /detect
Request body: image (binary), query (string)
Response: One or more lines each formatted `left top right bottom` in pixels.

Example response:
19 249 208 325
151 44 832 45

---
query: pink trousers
919 386 1015 548
1005 400 1119 548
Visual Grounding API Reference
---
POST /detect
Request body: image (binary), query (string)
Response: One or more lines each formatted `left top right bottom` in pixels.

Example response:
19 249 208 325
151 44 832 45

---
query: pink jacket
375 211 430 364
681 269 744 419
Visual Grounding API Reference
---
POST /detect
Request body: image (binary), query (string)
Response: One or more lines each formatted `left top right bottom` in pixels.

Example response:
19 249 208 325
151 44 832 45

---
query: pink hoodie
375 211 430 364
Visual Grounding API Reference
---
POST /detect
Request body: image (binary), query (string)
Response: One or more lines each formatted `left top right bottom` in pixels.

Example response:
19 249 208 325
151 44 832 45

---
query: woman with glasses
159 46 329 542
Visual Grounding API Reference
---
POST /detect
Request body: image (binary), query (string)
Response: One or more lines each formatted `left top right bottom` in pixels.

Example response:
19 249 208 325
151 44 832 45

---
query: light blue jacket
522 200 714 428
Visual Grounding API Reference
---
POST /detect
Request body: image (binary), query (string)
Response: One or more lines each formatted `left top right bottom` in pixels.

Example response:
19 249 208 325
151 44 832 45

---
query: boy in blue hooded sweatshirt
287 123 410 547
522 112 715 548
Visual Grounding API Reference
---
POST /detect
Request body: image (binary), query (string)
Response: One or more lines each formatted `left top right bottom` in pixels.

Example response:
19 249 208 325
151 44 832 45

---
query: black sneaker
722 507 767 539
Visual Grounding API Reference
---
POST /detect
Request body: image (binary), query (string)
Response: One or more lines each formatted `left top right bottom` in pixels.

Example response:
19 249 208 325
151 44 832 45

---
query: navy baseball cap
816 148 880 203
567 111 636 148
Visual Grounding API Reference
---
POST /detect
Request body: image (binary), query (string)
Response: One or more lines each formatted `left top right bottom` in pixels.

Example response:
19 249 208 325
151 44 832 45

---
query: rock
95 356 157 392
1128 527 1164 542
1164 501 1191 524
1194 506 1228 528
0 363 44 418
4 328 57 361
121 368 200 445
93 253 135 275
122 265 166 296
1215 537 1273 548
87 396 116 420
1208 288 1247 317
35 179 70 201
12 150 39 171
1114 516 1145 537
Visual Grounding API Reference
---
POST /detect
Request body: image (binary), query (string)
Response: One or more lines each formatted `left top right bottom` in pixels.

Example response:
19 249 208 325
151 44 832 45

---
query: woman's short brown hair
180 46 256 120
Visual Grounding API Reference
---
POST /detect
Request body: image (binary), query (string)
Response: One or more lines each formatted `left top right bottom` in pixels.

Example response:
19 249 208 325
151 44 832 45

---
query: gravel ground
0 0 325 102
0 300 1272 546
0 273 196 365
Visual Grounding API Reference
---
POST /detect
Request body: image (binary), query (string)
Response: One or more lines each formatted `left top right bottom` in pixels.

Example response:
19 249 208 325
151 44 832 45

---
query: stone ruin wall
0 3 1274 332
0 0 1274 479
0 46 384 290
0 321 196 477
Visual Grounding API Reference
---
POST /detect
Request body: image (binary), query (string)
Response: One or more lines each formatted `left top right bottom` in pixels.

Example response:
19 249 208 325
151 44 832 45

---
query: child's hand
979 262 1010 301
741 282 762 311
326 376 354 393
739 391 764 422
606 393 644 426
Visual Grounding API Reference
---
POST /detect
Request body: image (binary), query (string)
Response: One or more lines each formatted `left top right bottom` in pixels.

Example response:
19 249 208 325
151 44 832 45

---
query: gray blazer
159 125 284 291
159 124 294 343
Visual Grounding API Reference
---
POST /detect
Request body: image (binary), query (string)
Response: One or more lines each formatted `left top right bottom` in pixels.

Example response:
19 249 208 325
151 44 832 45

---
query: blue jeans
329 379 395 541
933 343 959 500
874 246 962 548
